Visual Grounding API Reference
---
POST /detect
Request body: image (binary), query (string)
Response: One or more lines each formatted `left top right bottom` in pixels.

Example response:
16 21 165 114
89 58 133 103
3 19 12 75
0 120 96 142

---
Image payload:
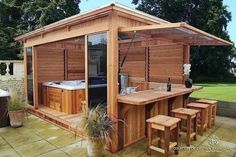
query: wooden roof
15 2 168 41
119 22 233 46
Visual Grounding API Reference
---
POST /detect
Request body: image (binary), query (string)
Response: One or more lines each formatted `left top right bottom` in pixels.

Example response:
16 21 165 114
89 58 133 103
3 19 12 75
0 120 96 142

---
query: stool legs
193 114 198 141
187 116 191 146
200 108 208 135
146 115 180 157
164 127 170 157
200 111 204 136
212 105 216 125
157 130 161 147
175 123 179 155
147 123 152 155
208 106 212 128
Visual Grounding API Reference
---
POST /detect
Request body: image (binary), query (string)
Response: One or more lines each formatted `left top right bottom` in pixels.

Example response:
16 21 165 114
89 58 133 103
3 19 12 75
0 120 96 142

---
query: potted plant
78 105 115 157
8 90 25 127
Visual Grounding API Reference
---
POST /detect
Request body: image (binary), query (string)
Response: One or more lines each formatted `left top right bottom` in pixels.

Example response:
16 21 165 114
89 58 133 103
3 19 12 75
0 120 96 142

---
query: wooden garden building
15 2 232 153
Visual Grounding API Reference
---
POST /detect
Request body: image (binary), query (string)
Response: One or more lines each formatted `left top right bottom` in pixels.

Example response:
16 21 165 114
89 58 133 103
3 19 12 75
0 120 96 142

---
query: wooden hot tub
42 80 85 114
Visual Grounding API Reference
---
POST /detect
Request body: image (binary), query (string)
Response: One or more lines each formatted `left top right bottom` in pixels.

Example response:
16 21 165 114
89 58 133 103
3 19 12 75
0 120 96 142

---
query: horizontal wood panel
67 49 85 80
36 42 85 83
149 76 183 83
36 47 65 83
119 46 146 79
149 57 183 63
149 45 183 83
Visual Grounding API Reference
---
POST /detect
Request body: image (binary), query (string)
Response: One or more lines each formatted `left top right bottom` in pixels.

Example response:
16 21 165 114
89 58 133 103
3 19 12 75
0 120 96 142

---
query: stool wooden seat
171 108 199 146
146 115 180 157
196 99 217 127
186 103 209 135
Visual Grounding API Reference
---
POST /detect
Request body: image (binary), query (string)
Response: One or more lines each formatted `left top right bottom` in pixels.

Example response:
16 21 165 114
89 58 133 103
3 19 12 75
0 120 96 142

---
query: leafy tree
21 0 81 31
0 0 81 60
0 1 22 59
132 0 234 81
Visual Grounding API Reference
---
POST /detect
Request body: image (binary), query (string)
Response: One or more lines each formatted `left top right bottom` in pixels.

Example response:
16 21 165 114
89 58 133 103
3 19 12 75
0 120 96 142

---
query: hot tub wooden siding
42 86 85 114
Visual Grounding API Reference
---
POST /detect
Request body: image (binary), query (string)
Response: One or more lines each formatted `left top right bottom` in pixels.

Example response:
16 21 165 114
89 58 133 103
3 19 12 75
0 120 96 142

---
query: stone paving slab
0 115 236 157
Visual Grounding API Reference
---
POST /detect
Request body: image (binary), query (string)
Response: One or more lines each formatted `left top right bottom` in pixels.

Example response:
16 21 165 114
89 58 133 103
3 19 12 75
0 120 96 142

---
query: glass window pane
87 33 107 108
26 47 34 105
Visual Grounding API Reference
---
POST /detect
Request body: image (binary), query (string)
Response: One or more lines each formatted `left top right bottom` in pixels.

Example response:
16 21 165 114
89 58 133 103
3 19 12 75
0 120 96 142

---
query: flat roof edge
15 2 170 41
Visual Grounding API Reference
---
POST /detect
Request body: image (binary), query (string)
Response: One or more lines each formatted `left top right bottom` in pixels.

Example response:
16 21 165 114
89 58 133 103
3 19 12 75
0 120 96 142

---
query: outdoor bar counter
117 84 202 149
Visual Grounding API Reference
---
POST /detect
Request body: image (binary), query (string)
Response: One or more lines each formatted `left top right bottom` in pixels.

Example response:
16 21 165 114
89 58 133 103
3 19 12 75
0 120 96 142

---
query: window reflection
87 33 107 108
26 47 34 105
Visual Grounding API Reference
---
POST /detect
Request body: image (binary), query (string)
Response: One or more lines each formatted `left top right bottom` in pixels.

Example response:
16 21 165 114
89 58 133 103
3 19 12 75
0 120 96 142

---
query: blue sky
224 0 236 45
80 0 236 45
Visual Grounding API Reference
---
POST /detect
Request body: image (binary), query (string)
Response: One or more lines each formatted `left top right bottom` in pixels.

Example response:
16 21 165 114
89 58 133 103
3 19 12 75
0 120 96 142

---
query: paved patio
0 114 236 157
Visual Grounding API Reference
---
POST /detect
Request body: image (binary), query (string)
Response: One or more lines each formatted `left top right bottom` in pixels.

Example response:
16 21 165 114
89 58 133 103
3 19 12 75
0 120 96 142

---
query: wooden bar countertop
117 85 202 105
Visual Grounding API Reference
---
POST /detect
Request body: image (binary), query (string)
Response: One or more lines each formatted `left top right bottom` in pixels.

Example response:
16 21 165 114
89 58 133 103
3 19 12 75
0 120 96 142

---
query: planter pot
8 110 24 128
87 137 104 157
185 78 193 88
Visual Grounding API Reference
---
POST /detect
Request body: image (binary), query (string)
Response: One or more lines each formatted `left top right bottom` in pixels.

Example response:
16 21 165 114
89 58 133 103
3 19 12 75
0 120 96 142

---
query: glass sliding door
87 33 107 108
26 47 34 106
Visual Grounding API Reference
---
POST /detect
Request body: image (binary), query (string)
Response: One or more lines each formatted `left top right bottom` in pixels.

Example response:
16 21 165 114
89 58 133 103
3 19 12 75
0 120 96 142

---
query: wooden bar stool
146 115 180 157
186 103 209 135
196 99 217 127
171 108 199 146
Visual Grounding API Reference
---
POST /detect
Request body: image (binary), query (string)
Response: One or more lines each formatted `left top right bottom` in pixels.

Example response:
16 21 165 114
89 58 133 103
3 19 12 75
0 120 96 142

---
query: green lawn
190 83 236 103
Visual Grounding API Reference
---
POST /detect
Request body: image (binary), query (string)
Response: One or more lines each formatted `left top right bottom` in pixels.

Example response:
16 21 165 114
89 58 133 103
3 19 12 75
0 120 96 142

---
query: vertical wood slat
32 46 39 109
145 47 150 81
64 49 68 80
24 48 28 104
108 11 119 152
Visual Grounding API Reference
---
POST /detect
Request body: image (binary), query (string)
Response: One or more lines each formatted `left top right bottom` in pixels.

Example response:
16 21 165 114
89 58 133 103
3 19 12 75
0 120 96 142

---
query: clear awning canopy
119 22 232 46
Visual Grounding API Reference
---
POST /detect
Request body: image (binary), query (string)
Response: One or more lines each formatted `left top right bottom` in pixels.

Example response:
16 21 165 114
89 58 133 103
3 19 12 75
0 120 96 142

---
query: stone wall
0 79 25 101
0 60 25 101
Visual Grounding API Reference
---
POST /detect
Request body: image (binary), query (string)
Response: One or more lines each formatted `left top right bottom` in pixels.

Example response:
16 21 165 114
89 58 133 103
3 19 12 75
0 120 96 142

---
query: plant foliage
78 105 114 143
9 90 25 111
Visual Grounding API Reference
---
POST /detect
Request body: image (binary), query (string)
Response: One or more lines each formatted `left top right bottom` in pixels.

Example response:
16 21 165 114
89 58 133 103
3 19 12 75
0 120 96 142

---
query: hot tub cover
0 89 10 97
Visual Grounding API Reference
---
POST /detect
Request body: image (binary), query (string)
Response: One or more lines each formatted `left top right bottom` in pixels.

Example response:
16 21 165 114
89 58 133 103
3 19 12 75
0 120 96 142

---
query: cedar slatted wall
36 47 65 83
149 45 184 83
119 47 146 80
67 50 85 80
119 44 184 83
36 41 85 83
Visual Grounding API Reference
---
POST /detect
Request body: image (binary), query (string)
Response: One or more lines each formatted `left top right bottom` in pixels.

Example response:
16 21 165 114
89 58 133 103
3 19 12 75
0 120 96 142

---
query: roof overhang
15 2 169 42
119 22 233 46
